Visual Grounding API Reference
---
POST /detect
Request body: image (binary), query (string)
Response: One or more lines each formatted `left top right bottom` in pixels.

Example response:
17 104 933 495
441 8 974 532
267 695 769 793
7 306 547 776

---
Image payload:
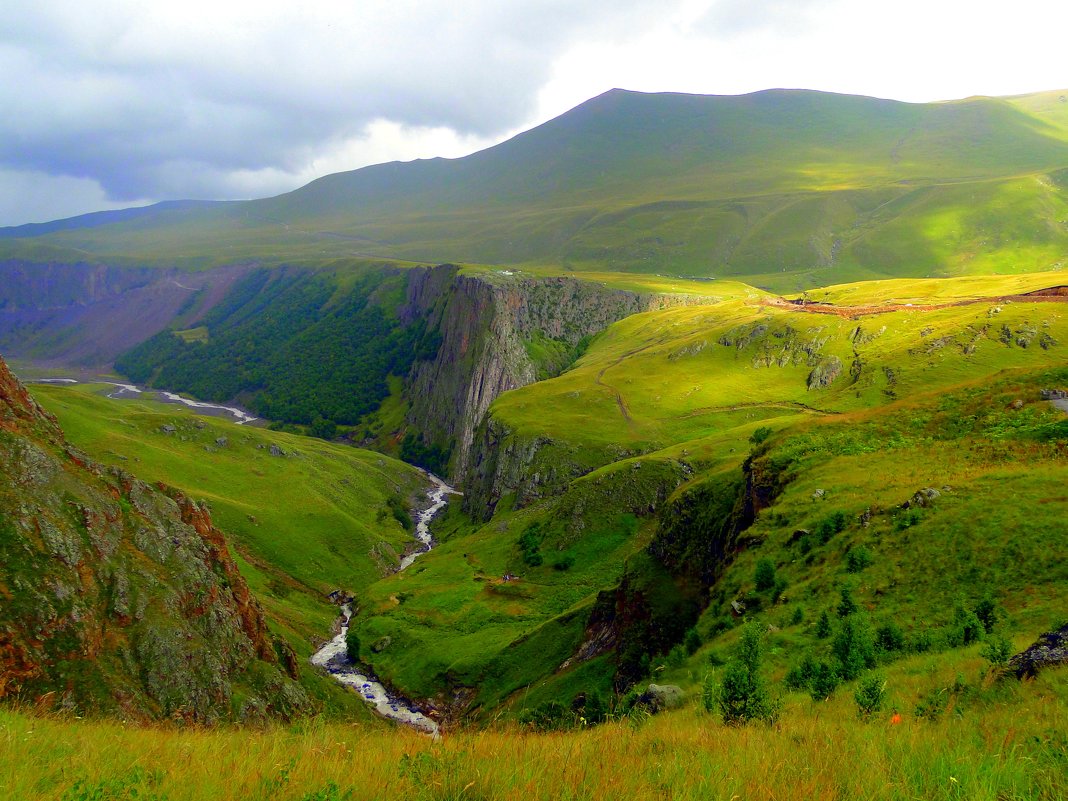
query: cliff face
0 261 250 367
402 266 707 488
0 355 307 721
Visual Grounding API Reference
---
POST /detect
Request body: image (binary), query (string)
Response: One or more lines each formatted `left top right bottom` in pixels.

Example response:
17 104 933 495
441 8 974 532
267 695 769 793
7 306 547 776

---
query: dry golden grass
3 666 1064 801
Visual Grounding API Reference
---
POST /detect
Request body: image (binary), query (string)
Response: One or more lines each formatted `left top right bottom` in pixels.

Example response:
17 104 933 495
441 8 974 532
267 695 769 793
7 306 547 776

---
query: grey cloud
0 0 668 216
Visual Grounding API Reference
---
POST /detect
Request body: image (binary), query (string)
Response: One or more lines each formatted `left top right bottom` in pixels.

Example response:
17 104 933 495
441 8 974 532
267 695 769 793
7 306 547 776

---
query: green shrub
552 554 575 571
909 628 934 653
518 523 544 567
789 606 804 626
386 495 412 531
665 644 687 669
518 701 574 731
974 595 1000 634
344 627 359 661
815 610 832 638
833 614 876 680
836 586 858 618
816 510 848 543
894 509 922 531
845 546 874 573
875 622 906 654
854 673 887 717
754 558 777 591
980 634 1014 668
582 690 608 724
946 602 985 647
684 628 702 655
785 655 817 691
749 426 773 445
771 577 789 603
715 623 780 725
809 661 841 701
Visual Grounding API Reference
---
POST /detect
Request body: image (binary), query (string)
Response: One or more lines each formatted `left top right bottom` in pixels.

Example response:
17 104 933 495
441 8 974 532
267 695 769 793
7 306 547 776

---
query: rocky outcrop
1010 624 1068 679
0 354 307 721
638 684 684 712
402 266 712 482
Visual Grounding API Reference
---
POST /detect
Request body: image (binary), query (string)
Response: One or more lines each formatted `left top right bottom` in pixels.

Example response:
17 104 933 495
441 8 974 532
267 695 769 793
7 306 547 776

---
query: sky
1 0 1066 226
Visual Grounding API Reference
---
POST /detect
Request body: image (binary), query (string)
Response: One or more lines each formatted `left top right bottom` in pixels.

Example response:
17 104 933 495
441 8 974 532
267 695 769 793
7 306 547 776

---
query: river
310 473 460 735
30 377 259 424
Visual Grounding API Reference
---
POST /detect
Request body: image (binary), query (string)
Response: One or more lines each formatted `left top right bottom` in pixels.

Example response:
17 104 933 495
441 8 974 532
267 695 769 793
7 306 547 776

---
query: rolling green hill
4 89 1068 289
344 272 1067 719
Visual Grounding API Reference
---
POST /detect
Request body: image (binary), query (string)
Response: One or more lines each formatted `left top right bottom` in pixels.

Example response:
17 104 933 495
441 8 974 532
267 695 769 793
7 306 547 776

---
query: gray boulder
638 683 684 713
1009 624 1068 679
903 488 940 509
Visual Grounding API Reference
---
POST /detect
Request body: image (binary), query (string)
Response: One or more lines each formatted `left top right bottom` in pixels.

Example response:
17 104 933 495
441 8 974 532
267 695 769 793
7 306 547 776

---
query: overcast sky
1 0 1065 226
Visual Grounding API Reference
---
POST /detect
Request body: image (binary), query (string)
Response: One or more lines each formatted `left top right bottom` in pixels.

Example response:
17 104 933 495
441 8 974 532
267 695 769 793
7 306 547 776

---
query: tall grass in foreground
2 671 1063 801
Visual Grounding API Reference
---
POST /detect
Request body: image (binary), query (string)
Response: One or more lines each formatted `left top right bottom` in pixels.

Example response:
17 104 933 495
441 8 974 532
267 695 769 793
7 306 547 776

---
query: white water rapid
311 473 460 735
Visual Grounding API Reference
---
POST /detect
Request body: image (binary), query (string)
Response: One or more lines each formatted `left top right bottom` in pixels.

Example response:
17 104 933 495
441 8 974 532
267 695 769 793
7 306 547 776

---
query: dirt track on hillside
762 285 1068 319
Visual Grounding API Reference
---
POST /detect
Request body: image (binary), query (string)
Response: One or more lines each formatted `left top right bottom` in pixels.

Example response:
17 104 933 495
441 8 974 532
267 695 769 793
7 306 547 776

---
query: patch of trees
117 268 443 429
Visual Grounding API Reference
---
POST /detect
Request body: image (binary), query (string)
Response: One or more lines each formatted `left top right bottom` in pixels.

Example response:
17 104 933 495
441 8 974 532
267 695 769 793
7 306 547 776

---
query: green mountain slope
346 272 1068 718
29 381 431 715
0 357 310 720
4 89 1068 289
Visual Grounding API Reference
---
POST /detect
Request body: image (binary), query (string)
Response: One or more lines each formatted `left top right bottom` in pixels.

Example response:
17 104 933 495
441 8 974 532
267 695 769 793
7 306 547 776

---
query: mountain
0 355 309 720
4 89 1068 287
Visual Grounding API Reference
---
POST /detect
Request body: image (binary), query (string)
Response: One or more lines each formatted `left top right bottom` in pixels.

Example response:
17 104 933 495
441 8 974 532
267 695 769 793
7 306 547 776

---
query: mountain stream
310 472 460 735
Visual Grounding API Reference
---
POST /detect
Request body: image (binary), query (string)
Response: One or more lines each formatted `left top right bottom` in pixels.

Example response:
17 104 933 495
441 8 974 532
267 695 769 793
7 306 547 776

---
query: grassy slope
353 272 1067 714
5 90 1068 289
30 382 430 715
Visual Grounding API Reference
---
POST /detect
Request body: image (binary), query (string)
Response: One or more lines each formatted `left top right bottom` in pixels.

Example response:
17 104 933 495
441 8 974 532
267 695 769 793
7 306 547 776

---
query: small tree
815 610 833 638
837 585 859 618
980 634 1014 669
833 613 876 680
946 600 984 647
809 661 841 701
854 672 887 717
716 623 780 725
754 558 777 592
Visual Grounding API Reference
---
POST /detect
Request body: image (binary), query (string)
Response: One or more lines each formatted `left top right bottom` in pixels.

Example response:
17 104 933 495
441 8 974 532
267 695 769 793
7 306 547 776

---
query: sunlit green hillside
5 89 1068 289
348 272 1067 717
31 383 430 714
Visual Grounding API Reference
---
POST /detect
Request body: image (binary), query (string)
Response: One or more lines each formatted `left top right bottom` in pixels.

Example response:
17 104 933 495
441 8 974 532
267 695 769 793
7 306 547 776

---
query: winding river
311 473 459 735
30 377 259 424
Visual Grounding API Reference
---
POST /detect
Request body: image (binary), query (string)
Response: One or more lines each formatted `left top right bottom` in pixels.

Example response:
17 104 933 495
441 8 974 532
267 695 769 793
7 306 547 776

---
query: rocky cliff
402 266 709 488
0 261 250 367
0 355 308 721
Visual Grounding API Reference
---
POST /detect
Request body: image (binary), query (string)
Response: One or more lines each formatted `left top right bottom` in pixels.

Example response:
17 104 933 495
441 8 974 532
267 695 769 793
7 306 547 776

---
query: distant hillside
4 88 1068 289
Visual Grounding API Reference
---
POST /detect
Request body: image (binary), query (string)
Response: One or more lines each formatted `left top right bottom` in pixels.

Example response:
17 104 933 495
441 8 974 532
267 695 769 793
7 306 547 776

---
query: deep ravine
311 472 460 735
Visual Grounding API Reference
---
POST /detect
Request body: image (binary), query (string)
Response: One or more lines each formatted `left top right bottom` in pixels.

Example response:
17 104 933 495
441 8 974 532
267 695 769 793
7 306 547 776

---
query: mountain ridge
4 87 1068 289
